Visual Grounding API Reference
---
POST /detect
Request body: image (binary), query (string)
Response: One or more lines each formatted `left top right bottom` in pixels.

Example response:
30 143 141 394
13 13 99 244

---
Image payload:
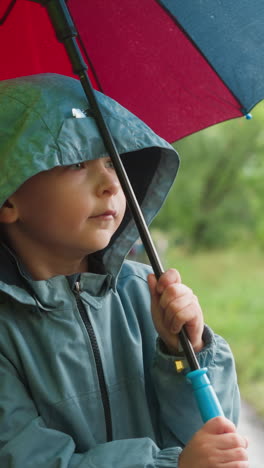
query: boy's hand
179 417 249 467
147 269 204 353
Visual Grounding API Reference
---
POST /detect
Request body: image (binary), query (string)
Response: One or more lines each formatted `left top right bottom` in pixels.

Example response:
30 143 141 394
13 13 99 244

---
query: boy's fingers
201 418 249 456
219 448 248 464
155 269 181 294
169 305 196 333
218 433 249 450
147 270 182 299
147 274 158 299
159 283 191 310
203 416 237 435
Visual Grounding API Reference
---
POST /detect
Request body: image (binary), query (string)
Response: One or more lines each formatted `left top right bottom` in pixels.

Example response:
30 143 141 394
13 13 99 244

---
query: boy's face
8 157 126 261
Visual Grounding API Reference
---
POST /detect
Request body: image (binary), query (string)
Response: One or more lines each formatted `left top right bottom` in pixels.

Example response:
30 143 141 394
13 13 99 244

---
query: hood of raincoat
0 73 179 278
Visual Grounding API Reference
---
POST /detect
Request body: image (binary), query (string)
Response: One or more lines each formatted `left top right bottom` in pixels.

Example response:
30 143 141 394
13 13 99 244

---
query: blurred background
128 102 264 421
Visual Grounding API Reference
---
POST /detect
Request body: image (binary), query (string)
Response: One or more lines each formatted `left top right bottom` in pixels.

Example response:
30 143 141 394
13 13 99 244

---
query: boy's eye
105 159 115 169
71 162 85 170
69 159 114 171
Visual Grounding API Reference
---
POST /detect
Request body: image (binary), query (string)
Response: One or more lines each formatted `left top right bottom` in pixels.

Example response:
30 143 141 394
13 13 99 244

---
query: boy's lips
90 210 117 219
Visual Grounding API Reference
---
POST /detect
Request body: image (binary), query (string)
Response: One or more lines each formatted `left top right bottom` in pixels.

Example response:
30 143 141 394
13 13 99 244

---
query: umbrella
1 0 264 422
1 0 264 142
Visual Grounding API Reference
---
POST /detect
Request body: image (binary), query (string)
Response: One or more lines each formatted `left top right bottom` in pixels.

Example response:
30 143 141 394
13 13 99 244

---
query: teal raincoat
0 74 240 467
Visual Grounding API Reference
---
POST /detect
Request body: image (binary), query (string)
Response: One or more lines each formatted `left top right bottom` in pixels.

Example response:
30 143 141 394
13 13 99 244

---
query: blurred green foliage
153 102 264 250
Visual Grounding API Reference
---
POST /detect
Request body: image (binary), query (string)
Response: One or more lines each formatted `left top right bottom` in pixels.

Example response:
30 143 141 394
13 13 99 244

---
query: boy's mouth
90 210 117 219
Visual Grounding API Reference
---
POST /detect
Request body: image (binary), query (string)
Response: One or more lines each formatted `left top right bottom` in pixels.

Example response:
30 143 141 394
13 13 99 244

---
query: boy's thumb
147 274 157 297
147 274 160 310
203 416 236 435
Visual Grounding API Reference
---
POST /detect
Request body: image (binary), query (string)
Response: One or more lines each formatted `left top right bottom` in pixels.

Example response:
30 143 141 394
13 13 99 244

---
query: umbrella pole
33 0 225 422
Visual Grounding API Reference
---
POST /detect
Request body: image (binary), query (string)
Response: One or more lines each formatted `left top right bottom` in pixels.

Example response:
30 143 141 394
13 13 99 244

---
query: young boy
0 74 248 467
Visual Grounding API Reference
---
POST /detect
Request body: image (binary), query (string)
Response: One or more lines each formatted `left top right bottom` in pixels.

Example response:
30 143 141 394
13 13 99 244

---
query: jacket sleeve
0 351 182 468
151 325 240 447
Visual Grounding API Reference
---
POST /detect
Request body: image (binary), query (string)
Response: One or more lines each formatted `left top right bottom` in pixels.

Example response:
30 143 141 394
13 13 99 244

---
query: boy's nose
97 169 121 197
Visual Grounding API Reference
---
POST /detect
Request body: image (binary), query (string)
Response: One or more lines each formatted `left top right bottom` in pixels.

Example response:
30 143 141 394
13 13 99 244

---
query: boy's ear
0 198 19 224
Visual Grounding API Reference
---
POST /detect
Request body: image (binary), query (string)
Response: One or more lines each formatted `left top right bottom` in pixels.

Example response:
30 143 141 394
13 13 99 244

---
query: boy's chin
86 238 112 254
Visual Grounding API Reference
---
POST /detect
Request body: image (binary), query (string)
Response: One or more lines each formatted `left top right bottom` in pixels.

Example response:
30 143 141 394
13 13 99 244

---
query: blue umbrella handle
187 367 224 422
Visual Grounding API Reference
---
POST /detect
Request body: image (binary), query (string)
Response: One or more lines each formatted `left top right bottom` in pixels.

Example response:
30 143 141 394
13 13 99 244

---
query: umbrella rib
0 0 17 25
77 32 104 93
155 0 244 112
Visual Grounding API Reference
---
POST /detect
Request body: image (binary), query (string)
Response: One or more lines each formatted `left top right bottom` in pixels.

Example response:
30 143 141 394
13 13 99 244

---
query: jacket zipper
74 281 113 442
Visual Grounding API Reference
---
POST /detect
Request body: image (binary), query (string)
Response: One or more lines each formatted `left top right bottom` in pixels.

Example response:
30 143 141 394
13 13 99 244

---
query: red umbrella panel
1 0 260 142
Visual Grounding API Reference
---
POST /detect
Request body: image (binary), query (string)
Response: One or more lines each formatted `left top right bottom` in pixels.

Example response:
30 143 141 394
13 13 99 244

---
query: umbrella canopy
1 0 264 142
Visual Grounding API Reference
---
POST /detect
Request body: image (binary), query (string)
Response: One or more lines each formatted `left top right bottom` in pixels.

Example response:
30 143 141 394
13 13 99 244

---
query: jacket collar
0 243 114 309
